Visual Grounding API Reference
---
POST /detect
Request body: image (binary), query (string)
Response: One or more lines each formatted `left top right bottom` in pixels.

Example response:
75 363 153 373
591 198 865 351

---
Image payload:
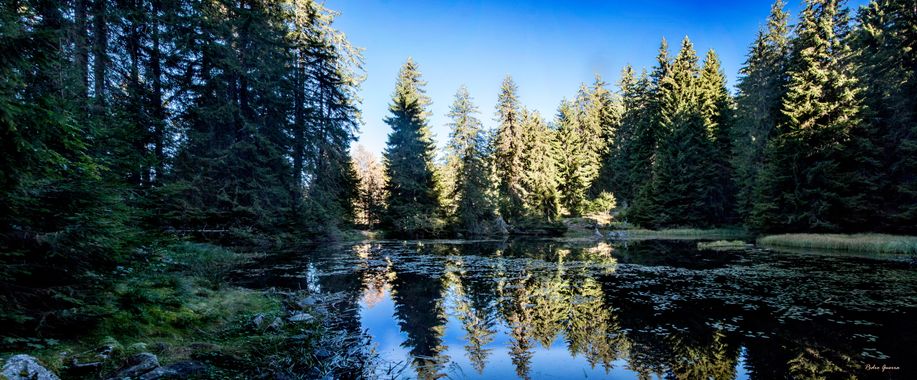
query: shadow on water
235 239 917 379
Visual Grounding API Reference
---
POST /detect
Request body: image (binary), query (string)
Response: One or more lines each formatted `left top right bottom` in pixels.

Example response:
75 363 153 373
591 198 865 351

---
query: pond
237 239 917 379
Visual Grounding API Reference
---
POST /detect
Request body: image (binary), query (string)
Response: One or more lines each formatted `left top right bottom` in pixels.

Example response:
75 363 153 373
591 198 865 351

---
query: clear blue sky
327 0 869 155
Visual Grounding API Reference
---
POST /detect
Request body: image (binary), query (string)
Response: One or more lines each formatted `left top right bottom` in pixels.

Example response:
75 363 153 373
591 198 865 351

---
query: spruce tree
850 0 917 233
554 80 614 216
382 59 442 237
628 39 670 223
445 86 495 234
555 99 589 216
586 75 622 202
0 0 136 326
494 76 527 222
733 0 791 221
520 109 561 221
752 0 862 232
633 37 720 227
166 1 296 234
292 2 364 236
605 67 653 208
698 49 737 224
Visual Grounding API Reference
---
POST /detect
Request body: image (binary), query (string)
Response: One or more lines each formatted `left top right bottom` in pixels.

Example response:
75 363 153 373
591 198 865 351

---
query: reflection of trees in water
354 243 395 308
362 241 634 378
667 330 738 380
786 344 864 380
496 245 630 377
290 240 917 379
565 274 630 371
528 251 567 348
388 245 450 380
339 241 903 379
444 257 498 374
503 271 536 380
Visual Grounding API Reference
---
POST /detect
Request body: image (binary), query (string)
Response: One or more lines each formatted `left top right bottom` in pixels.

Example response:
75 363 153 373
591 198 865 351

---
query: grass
612 228 751 240
757 233 917 255
697 240 749 250
7 242 323 378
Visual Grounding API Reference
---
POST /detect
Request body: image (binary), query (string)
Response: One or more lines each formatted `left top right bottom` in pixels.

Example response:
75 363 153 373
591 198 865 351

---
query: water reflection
238 239 917 379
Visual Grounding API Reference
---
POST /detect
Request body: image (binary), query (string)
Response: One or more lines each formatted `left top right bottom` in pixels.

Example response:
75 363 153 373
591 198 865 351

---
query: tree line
370 0 916 237
1 0 915 324
1 0 363 325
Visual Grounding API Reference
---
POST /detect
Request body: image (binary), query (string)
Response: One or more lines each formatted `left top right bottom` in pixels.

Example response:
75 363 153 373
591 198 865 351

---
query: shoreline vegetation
2 242 362 379
758 233 917 256
561 218 917 255
608 228 751 240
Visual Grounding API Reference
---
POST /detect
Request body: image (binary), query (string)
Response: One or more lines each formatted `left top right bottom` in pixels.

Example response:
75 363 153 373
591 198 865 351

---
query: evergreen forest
1 0 916 378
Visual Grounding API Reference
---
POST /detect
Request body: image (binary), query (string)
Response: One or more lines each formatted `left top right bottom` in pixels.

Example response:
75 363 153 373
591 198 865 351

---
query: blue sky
326 0 869 155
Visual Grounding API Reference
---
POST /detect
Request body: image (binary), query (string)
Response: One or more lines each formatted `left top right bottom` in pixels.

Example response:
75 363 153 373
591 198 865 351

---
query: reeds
757 233 917 255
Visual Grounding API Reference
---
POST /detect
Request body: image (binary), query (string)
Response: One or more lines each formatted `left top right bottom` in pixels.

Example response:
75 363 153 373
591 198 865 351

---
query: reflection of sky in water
359 287 751 379
237 240 917 379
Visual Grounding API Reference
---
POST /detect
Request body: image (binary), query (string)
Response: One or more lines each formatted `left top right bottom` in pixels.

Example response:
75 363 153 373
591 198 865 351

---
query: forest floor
4 242 333 379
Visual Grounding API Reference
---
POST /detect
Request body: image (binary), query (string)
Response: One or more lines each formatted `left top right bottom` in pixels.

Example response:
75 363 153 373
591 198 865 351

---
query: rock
137 361 207 380
288 312 314 323
97 343 118 360
313 348 332 360
295 295 319 308
68 359 104 376
593 227 603 239
268 316 284 330
1 354 61 380
494 216 510 235
252 313 266 328
107 353 159 379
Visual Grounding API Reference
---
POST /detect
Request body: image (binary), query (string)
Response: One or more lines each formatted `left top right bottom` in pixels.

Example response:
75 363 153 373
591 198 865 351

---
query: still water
239 239 917 379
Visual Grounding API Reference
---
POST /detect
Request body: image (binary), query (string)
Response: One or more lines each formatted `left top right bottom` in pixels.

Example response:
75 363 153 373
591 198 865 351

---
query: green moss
9 241 321 378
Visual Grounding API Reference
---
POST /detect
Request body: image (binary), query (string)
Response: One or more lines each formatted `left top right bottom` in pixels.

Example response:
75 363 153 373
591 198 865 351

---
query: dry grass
757 233 917 255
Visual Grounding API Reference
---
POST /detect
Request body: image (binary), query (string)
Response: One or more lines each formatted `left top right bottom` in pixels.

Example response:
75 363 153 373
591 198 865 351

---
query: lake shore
1 242 337 379
603 228 751 240
758 233 917 255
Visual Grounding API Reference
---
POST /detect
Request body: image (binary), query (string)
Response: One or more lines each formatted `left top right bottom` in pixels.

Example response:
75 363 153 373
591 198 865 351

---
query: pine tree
752 0 862 232
633 37 720 227
585 75 622 203
383 58 442 237
0 0 136 326
519 110 561 221
555 99 589 216
292 1 365 236
733 0 791 221
166 1 297 234
850 0 917 233
601 67 653 208
698 49 737 224
445 86 495 234
494 76 527 222
628 39 670 223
